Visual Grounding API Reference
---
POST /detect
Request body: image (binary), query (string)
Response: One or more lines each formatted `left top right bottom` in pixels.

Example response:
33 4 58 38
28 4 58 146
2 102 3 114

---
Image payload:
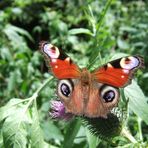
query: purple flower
49 100 74 120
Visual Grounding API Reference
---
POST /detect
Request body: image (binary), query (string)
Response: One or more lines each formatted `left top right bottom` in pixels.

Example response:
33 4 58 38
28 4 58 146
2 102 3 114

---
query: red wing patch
92 56 144 88
40 42 81 79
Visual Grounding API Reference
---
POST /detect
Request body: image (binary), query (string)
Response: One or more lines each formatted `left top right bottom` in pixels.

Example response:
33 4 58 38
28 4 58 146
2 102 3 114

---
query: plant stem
138 117 143 142
35 76 54 95
88 5 96 36
24 76 54 111
121 127 137 143
87 0 112 69
95 0 112 35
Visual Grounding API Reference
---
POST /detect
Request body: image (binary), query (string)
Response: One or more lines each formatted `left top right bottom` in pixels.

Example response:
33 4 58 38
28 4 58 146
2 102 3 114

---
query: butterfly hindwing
92 56 144 88
40 42 81 79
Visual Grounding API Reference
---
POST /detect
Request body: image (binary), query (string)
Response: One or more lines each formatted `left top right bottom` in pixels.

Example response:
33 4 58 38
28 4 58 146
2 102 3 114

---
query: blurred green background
0 0 148 147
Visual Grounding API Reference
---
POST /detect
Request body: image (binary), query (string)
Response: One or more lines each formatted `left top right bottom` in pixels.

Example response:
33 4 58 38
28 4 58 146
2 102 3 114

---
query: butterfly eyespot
100 85 119 103
57 79 73 100
60 83 71 97
120 57 139 70
103 90 115 102
43 43 60 58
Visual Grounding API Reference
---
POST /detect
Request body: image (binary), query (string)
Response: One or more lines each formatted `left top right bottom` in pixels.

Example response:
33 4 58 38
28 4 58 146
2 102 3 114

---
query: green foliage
2 99 30 148
125 81 148 124
62 119 81 148
0 78 55 148
0 0 148 147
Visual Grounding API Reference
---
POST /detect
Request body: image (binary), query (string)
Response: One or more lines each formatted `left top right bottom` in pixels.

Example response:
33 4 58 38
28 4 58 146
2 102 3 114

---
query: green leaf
0 128 4 148
117 38 129 49
42 120 63 142
3 24 23 44
0 98 47 148
30 101 45 148
43 142 59 148
95 0 112 33
120 26 137 33
124 81 148 124
7 71 17 94
62 119 81 148
68 28 93 36
0 47 12 61
2 105 30 148
4 24 34 42
85 128 98 148
0 99 26 121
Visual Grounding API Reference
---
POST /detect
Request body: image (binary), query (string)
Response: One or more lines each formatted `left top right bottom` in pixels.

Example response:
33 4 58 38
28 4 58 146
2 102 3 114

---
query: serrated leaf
124 81 148 124
1 98 24 108
68 28 93 36
30 101 44 148
0 99 25 121
2 107 30 148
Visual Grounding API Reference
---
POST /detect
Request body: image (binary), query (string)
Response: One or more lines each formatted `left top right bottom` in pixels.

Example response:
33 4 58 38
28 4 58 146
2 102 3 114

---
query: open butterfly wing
92 56 144 88
40 42 81 79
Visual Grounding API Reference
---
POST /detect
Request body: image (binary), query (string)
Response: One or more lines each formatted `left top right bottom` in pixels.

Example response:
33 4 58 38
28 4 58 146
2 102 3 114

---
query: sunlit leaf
68 28 93 36
124 81 148 124
4 24 34 42
7 71 17 94
0 99 25 121
30 101 45 148
2 104 31 148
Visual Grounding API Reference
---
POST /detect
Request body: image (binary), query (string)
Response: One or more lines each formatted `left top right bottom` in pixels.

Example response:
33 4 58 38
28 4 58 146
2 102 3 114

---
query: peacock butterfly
40 42 144 118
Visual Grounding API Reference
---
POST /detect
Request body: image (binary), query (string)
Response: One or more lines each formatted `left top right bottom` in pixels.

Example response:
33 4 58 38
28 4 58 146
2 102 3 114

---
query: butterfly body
57 68 120 118
40 42 144 118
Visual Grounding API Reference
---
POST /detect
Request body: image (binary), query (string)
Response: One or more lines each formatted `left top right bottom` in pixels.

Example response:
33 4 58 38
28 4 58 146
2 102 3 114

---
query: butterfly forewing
92 56 144 88
40 42 81 79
